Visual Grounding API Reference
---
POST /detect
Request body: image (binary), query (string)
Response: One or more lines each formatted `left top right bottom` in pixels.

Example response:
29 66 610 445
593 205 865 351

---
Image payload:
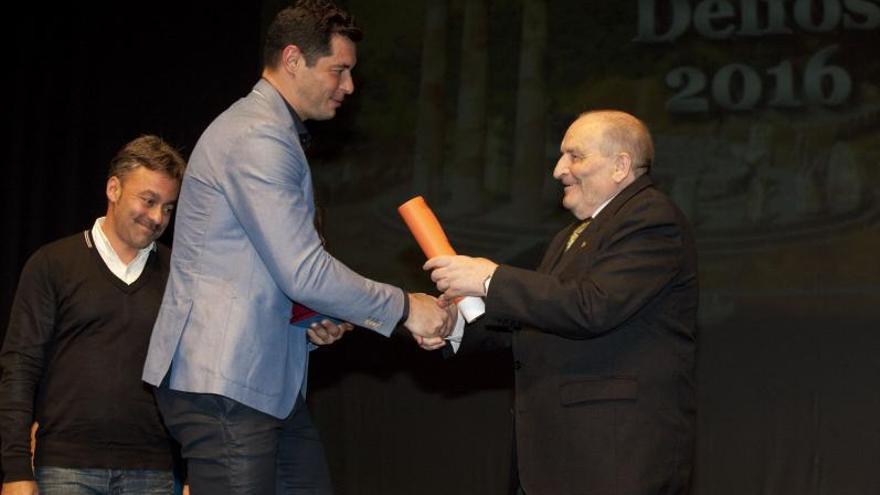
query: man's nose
552 157 566 179
340 72 354 94
148 206 165 226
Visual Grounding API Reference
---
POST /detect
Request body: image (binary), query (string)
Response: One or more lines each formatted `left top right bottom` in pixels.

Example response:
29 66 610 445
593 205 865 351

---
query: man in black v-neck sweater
5 231 173 471
0 135 186 495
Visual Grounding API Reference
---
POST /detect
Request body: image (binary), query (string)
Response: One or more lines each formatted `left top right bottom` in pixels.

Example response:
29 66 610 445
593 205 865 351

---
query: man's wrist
398 290 410 325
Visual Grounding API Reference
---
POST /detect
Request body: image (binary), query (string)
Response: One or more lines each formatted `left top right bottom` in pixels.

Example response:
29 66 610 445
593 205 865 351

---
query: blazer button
513 360 523 370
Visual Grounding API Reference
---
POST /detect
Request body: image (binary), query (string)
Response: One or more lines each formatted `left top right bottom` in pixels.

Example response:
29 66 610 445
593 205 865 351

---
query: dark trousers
154 387 332 495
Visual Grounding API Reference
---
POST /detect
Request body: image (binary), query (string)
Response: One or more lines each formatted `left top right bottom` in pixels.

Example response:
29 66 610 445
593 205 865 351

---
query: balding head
579 110 653 176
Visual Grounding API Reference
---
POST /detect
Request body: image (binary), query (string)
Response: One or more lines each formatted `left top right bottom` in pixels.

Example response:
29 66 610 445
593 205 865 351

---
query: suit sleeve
0 250 55 482
216 124 405 336
486 199 685 339
449 315 513 358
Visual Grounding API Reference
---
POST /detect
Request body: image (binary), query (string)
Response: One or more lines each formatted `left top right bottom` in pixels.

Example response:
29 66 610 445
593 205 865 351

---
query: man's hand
413 335 446 351
424 255 498 298
1 481 38 495
411 296 458 351
307 320 354 346
404 293 453 341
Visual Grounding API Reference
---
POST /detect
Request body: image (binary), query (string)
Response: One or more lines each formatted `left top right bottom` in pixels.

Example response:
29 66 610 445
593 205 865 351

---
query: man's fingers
307 320 354 345
425 338 447 350
423 256 451 271
417 335 446 351
307 327 327 345
441 287 462 299
436 294 457 308
319 320 343 338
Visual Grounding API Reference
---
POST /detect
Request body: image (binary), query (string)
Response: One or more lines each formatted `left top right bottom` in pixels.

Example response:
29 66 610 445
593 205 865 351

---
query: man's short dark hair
108 135 187 183
263 0 363 69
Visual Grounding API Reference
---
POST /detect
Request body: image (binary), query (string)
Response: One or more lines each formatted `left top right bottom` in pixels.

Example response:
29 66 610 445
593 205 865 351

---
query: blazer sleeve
216 124 404 335
485 198 686 340
451 316 514 358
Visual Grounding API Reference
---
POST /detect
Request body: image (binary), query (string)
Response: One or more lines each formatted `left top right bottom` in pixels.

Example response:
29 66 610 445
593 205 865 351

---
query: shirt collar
590 192 618 220
274 80 311 149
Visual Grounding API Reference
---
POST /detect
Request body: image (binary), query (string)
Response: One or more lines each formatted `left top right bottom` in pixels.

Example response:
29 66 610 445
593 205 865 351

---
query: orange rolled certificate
397 196 456 258
398 196 486 323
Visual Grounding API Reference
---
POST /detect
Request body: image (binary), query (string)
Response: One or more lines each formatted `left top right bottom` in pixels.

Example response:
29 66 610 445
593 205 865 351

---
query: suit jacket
143 79 405 419
462 174 698 495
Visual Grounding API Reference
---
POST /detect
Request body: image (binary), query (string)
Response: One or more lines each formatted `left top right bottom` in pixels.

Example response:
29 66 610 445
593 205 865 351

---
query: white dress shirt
91 217 155 285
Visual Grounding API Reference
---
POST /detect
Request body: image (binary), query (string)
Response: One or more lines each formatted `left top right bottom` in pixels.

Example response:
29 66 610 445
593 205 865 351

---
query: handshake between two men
305 291 460 351
307 255 496 352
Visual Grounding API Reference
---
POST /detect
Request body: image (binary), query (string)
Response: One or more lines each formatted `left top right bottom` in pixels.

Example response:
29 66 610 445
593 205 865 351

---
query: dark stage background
3 1 879 494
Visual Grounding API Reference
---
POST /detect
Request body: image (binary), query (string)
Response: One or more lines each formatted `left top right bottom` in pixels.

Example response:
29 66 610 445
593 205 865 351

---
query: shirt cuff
398 289 410 326
445 309 466 353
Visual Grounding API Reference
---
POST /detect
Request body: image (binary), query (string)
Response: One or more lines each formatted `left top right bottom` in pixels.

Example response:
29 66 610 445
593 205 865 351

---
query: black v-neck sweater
0 231 175 481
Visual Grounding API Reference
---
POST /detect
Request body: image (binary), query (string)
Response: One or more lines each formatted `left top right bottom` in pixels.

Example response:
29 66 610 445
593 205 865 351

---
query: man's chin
134 239 155 249
134 231 161 248
310 111 336 122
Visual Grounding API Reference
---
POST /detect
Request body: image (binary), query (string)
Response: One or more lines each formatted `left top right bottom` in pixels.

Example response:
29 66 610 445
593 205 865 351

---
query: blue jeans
35 466 174 495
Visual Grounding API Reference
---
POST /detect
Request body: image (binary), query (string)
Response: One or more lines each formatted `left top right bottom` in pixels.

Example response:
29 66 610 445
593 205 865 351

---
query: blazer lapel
552 224 594 275
543 221 580 274
550 174 655 275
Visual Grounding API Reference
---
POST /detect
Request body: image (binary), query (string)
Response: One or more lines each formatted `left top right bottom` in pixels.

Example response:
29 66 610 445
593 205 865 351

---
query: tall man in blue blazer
142 2 453 493
427 110 699 494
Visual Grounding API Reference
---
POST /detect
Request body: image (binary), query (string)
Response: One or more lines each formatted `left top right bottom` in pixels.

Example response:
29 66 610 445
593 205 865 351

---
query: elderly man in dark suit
425 110 698 495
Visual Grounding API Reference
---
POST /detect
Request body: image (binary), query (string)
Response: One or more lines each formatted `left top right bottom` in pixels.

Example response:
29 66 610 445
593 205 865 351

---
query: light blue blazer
143 79 405 418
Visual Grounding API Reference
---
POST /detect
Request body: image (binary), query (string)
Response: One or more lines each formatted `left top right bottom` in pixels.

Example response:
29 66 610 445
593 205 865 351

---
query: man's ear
106 176 121 204
612 152 632 183
282 45 304 74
